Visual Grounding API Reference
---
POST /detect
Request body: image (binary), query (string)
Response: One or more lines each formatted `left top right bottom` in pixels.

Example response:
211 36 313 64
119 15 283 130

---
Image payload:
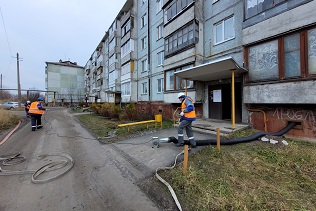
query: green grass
159 136 316 211
76 113 315 210
77 113 174 141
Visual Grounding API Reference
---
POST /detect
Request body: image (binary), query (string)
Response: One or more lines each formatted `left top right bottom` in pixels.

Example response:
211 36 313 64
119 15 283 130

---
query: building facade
45 60 85 106
83 0 316 139
242 0 316 139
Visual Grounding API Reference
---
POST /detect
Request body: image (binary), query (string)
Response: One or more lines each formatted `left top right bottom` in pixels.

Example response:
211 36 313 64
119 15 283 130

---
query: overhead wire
0 5 12 57
0 4 14 81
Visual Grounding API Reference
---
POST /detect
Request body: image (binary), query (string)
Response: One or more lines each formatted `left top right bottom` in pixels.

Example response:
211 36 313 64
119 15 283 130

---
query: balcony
108 30 120 42
97 60 104 69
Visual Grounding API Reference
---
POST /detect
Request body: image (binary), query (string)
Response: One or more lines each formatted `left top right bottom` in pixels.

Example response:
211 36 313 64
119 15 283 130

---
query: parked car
0 102 19 110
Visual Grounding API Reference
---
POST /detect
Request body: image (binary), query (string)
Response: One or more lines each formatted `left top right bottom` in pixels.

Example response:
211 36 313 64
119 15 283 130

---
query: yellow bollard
216 128 220 153
155 114 163 128
183 145 189 174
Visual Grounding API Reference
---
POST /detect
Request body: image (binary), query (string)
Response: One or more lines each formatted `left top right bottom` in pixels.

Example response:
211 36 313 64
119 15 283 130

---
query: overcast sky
0 0 126 93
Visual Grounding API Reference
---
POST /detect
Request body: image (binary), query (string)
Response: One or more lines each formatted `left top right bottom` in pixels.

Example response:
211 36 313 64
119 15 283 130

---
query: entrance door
208 83 242 122
208 85 222 119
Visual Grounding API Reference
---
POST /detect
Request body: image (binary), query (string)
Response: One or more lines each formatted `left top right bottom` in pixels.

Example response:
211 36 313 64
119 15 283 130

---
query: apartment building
45 60 85 106
171 0 247 126
242 0 316 139
83 0 316 139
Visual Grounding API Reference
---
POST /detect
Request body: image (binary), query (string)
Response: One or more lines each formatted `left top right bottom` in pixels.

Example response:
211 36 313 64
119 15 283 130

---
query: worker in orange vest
28 97 46 131
176 92 196 148
24 100 31 117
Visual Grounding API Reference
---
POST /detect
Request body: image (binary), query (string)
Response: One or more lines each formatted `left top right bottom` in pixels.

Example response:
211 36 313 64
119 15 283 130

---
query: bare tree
0 90 13 101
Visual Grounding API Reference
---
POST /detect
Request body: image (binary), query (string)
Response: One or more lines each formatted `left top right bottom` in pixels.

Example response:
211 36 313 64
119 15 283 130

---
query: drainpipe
147 0 151 102
245 104 268 132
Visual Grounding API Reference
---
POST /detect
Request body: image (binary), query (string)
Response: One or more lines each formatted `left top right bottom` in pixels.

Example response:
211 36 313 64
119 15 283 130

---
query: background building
45 60 85 106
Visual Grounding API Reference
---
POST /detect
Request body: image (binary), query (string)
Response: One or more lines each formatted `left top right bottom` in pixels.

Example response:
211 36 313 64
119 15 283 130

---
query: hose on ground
156 151 184 211
0 153 74 184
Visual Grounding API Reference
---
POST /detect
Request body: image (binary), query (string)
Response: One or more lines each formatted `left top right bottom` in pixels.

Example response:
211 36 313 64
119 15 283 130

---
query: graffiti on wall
273 107 315 121
273 107 316 136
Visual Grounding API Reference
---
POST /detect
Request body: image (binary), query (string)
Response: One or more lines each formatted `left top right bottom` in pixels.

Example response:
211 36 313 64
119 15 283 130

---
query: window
165 70 174 91
109 38 116 51
121 62 130 76
108 20 117 36
157 23 163 40
109 54 117 66
247 28 316 82
141 36 147 50
156 0 163 13
164 21 198 57
141 59 147 72
214 16 234 44
109 71 117 83
165 64 194 91
142 82 148 94
248 40 279 81
245 0 287 19
157 78 164 93
121 82 131 96
308 28 316 74
121 19 131 37
164 0 194 23
121 39 134 57
141 14 147 28
284 33 301 78
157 51 164 66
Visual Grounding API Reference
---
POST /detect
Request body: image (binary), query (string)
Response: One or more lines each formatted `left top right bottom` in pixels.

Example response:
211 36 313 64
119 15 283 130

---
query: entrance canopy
174 56 247 81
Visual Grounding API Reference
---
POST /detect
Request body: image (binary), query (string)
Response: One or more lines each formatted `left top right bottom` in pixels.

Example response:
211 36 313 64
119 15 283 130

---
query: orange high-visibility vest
181 97 196 119
28 101 45 115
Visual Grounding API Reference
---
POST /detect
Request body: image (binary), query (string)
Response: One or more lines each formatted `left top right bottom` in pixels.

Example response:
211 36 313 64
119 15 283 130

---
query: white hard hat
178 92 185 98
27 101 31 103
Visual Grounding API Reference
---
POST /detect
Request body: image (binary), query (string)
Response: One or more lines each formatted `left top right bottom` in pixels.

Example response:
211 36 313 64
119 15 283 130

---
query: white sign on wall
213 89 222 102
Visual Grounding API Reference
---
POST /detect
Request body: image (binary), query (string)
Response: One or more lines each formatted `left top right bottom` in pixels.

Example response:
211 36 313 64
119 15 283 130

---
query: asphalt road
0 107 213 211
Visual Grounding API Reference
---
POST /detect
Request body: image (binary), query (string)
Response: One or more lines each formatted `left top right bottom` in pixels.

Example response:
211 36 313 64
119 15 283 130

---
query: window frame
164 20 198 57
142 82 148 94
157 23 164 40
156 0 163 14
164 64 194 91
157 51 164 66
214 15 235 45
141 14 147 28
141 36 147 50
121 19 131 37
122 81 131 96
141 58 148 72
157 78 164 93
245 27 316 83
245 0 287 19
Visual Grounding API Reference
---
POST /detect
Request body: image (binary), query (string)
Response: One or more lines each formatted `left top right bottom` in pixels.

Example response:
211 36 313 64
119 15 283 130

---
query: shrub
0 109 20 130
119 103 138 121
90 103 101 114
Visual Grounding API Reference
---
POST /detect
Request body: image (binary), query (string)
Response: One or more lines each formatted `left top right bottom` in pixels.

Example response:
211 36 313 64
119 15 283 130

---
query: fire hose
0 152 74 184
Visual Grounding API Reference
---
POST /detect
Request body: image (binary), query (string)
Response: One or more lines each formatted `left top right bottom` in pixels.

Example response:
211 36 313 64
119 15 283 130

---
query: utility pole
17 53 22 108
0 74 2 99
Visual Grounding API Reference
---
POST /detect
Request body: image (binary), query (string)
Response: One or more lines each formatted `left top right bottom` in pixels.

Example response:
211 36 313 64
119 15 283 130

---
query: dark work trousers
30 114 42 129
177 119 195 145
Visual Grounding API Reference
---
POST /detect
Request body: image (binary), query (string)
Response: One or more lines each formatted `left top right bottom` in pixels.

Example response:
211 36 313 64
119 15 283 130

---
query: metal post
231 70 235 129
216 128 221 153
183 145 189 174
17 53 22 108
